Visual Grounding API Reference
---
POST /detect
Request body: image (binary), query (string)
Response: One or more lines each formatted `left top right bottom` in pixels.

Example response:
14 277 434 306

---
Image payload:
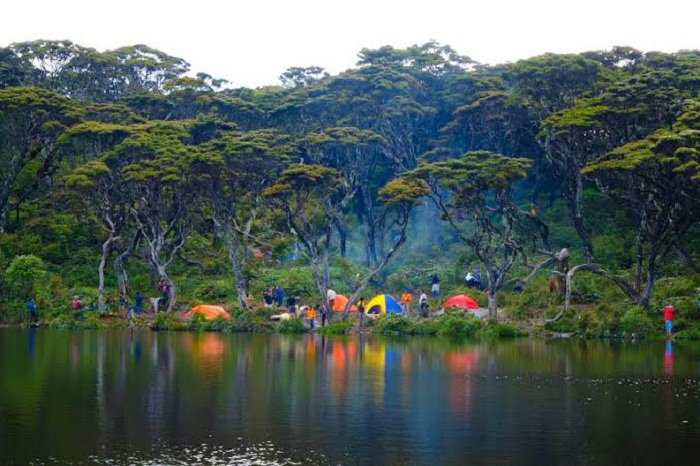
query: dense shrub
673 328 700 340
152 312 185 331
478 322 523 338
410 318 441 336
225 308 261 333
435 313 482 338
620 306 656 336
318 320 353 335
5 254 45 297
193 279 234 302
374 315 413 336
275 318 306 333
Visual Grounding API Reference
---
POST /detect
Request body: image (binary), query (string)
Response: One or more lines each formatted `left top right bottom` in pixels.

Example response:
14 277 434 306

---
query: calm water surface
1 329 700 465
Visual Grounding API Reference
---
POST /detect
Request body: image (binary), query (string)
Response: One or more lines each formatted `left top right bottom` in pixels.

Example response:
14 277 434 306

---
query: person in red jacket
661 303 675 337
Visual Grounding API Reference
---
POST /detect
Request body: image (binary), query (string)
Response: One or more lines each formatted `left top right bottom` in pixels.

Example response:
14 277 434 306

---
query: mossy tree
194 128 293 309
301 126 385 259
114 121 199 312
409 151 534 318
264 164 342 309
583 101 700 307
62 121 133 311
0 86 77 233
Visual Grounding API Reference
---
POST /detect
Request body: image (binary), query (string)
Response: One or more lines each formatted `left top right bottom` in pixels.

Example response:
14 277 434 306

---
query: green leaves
5 254 45 295
264 164 340 199
411 151 532 196
377 178 429 206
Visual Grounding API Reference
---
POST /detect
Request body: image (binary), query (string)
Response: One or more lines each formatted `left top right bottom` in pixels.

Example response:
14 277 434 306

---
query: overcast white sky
2 0 698 88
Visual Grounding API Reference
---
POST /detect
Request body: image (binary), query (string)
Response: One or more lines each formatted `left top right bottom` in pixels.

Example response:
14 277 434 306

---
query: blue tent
366 294 403 315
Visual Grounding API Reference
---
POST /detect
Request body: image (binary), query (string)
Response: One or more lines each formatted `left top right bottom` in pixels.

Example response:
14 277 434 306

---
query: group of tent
360 293 479 315
184 294 480 321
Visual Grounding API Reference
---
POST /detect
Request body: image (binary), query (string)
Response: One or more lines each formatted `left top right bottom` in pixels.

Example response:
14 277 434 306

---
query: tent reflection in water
183 305 231 320
365 294 402 315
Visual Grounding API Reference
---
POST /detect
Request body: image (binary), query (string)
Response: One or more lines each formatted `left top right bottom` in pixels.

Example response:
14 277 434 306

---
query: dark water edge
1 329 700 465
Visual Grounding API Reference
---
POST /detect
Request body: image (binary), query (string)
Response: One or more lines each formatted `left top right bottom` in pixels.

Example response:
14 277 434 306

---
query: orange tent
183 305 231 320
331 294 358 312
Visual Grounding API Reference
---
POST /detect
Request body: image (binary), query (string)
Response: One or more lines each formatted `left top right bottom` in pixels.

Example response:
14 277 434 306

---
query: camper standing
431 274 440 297
401 291 412 313
662 303 675 337
307 306 316 330
419 292 429 318
28 299 38 323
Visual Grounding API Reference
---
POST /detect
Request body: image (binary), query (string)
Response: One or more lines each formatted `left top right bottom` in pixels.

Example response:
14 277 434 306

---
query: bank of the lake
6 305 700 341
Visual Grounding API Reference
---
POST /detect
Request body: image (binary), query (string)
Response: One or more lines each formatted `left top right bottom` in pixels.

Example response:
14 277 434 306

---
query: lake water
1 329 700 465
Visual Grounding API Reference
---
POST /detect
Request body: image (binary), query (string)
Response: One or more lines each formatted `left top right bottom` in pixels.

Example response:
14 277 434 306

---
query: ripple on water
29 440 332 466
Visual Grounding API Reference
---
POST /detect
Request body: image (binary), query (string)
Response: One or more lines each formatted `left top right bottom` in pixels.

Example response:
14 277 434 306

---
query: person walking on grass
662 303 675 338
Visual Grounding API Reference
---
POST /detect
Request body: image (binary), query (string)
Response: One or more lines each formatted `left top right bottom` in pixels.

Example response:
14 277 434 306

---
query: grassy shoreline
4 307 697 340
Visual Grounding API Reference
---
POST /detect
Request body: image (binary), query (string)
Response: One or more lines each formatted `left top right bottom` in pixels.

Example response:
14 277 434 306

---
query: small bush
225 308 261 332
276 318 306 333
478 322 523 338
5 254 45 297
571 283 602 304
152 312 184 331
45 313 79 330
374 315 413 336
435 313 482 338
193 280 233 302
620 306 656 336
318 320 353 335
82 312 106 329
673 328 700 340
411 318 440 336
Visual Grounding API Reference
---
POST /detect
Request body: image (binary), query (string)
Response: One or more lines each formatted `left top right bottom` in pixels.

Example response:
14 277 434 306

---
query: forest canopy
0 40 698 323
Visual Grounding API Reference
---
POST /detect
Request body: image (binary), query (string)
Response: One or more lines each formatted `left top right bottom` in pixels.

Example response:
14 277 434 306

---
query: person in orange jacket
306 306 316 330
401 290 412 313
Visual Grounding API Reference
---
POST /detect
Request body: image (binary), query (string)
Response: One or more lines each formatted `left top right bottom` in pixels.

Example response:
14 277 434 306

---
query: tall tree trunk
98 233 118 314
323 226 332 291
634 230 644 292
0 202 8 235
228 244 250 310
154 262 175 313
334 219 347 258
640 250 660 309
487 284 498 319
365 221 378 267
114 232 139 297
216 223 249 310
568 175 594 261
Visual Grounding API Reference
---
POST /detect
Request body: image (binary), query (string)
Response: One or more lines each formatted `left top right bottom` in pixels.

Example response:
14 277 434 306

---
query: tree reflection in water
1 330 700 465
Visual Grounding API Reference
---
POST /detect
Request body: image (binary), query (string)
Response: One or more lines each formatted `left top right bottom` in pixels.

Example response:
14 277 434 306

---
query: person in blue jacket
28 298 38 323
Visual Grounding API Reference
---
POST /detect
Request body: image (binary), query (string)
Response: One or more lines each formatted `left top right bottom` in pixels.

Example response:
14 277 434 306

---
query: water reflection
664 340 674 377
1 330 700 465
26 327 36 358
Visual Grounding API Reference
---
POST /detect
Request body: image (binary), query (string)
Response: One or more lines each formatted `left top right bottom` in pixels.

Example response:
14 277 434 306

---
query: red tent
442 295 479 310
